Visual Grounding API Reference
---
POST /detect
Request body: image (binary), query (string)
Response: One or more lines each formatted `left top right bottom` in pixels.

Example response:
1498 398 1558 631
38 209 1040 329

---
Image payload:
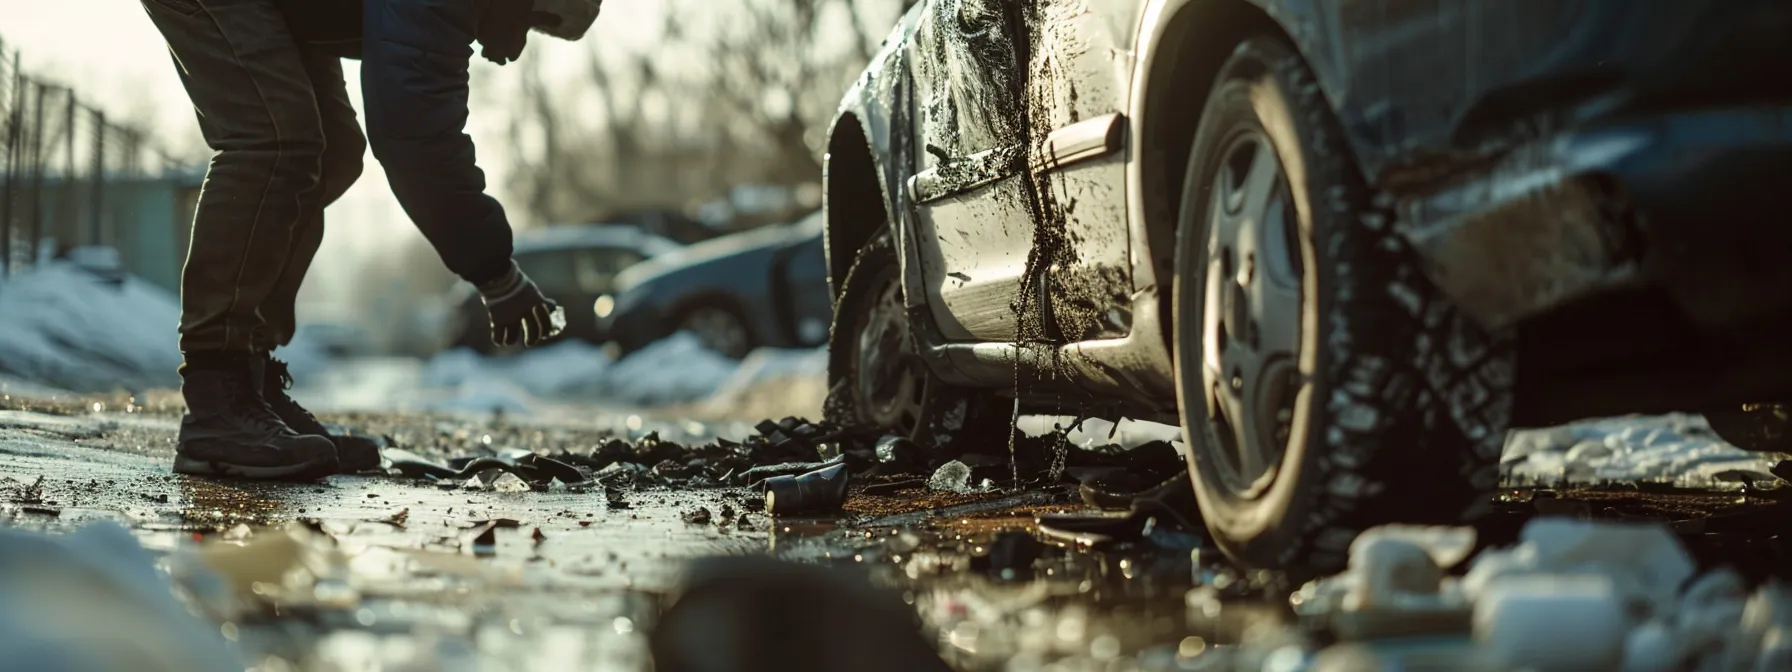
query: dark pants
142 0 366 356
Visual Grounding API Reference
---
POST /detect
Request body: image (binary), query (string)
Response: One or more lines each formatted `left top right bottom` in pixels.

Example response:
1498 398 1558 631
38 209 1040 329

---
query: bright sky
0 1 661 319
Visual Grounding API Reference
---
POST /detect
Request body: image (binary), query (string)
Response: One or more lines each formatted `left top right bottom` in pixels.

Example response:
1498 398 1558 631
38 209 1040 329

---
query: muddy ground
4 392 1792 671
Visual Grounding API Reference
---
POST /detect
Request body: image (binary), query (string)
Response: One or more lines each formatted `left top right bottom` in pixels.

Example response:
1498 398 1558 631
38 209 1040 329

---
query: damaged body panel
1266 0 1792 328
828 0 1792 423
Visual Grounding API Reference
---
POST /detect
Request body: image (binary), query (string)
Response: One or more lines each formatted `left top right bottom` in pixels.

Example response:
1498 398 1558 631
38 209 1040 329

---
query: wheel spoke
1193 131 1303 495
1237 140 1281 223
1230 398 1274 488
1252 273 1302 364
1202 251 1229 374
1210 380 1250 474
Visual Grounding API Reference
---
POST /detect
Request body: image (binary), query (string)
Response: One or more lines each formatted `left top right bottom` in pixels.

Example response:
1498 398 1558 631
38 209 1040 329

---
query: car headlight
594 294 616 319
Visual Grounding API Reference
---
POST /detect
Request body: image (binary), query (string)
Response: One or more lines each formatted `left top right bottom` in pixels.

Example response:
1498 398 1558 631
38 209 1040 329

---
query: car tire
1704 402 1792 452
675 301 756 360
826 231 1010 458
1170 37 1516 576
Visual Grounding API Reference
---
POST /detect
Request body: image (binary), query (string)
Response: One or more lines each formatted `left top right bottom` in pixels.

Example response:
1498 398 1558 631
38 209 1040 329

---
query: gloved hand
479 0 605 64
477 261 563 347
478 2 560 66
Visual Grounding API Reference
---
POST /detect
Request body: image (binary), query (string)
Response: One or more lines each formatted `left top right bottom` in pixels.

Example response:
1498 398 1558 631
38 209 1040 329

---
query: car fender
1126 0 1368 286
826 3 927 297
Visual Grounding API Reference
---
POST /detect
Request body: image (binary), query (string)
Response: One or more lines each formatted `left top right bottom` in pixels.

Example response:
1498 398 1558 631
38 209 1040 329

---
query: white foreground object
1475 574 1628 671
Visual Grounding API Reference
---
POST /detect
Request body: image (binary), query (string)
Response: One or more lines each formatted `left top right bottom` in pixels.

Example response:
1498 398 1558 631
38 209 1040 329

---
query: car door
905 0 1037 342
1025 0 1145 341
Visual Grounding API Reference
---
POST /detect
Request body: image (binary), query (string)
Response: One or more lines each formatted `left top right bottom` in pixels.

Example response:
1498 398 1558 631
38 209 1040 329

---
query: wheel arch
824 112 890 304
1130 0 1337 350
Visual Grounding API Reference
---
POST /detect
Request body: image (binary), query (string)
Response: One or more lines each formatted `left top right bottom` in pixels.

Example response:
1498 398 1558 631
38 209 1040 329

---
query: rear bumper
1398 105 1792 330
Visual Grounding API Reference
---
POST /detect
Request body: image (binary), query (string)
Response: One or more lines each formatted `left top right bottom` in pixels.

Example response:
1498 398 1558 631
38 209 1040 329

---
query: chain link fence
0 35 198 287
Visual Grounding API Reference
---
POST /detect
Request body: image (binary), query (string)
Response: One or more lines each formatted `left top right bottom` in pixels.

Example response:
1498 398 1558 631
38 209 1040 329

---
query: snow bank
415 332 759 409
602 333 743 405
0 262 182 393
0 260 343 394
1501 413 1784 488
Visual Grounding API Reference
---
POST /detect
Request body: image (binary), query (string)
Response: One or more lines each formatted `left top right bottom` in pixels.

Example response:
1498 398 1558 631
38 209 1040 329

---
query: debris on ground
927 460 987 494
681 507 712 525
359 414 1183 527
875 435 921 469
0 522 242 672
385 447 590 488
376 507 410 528
171 522 354 617
763 461 850 516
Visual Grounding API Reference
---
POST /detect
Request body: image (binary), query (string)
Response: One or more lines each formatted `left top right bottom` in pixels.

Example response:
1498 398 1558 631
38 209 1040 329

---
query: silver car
822 0 1792 573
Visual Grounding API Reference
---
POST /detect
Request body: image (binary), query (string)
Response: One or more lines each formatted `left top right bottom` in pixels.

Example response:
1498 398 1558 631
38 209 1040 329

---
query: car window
574 248 646 294
515 251 580 294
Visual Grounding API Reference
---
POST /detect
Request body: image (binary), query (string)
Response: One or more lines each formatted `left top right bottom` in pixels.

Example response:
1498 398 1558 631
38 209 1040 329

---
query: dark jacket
281 0 517 285
277 0 362 56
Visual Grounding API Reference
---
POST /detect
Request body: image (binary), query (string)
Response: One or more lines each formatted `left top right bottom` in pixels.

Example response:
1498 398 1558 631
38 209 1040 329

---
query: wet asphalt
6 394 1792 671
0 395 1269 672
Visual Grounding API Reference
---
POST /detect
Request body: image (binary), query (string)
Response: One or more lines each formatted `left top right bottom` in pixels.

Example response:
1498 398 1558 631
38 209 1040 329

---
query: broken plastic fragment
875 435 920 466
763 463 850 516
491 472 531 493
180 523 354 615
926 460 986 495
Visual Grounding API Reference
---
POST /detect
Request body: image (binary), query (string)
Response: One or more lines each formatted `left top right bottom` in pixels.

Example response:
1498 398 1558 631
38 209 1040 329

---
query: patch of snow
596 332 740 406
418 341 614 402
1501 413 1783 488
0 261 182 393
415 380 542 415
319 331 765 412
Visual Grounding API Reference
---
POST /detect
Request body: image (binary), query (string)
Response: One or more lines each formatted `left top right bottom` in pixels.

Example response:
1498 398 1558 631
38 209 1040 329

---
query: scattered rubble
363 416 1183 528
927 460 988 494
763 461 850 516
681 507 712 525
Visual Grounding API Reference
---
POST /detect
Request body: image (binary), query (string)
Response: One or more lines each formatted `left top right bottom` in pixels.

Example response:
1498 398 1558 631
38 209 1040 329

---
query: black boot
263 356 381 473
174 357 339 481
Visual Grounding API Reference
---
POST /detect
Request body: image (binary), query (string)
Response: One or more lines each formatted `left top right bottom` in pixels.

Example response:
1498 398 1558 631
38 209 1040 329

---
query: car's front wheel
677 302 755 360
1171 37 1516 575
826 232 1009 458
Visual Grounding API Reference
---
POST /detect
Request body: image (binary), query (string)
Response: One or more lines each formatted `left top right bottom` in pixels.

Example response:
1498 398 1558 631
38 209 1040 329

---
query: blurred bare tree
500 0 914 227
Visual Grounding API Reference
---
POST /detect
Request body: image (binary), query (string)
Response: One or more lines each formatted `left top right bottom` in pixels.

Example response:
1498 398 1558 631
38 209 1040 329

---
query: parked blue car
600 212 830 359
448 224 682 353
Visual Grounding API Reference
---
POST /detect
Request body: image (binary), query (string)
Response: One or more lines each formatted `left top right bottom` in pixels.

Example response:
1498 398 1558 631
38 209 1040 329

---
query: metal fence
0 35 194 280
